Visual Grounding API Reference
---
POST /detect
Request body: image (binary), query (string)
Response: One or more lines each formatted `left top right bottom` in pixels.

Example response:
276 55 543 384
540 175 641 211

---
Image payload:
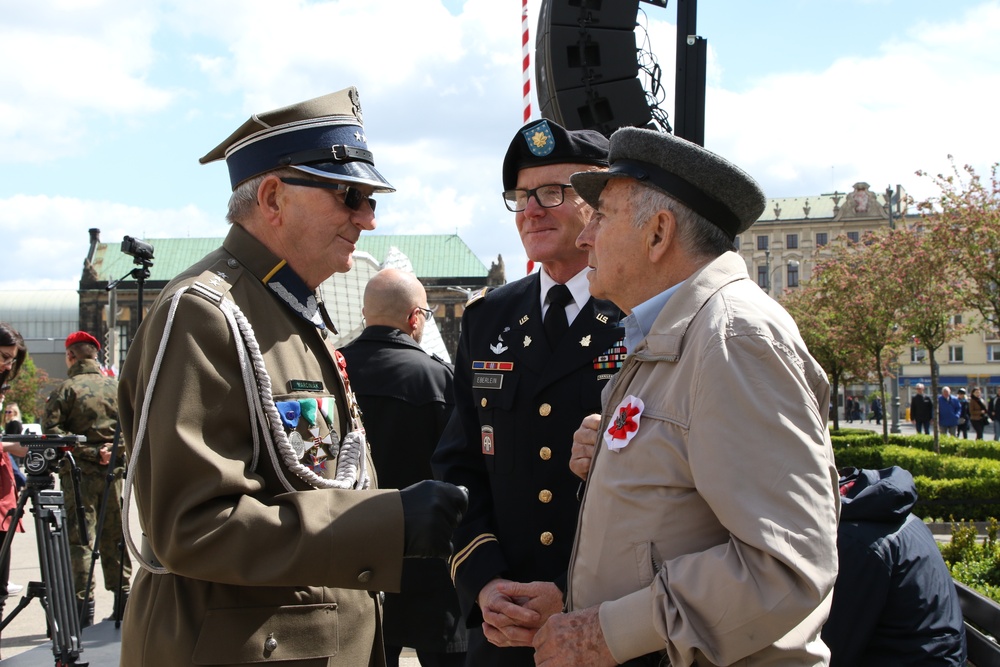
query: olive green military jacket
118 224 404 666
44 358 120 464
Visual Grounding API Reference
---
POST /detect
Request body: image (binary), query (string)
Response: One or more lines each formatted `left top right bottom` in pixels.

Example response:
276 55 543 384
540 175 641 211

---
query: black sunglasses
279 177 376 212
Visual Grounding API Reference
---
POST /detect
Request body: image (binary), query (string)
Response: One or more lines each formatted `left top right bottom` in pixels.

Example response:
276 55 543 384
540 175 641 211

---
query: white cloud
0 195 228 291
706 2 1000 202
2 0 997 295
0 1 175 162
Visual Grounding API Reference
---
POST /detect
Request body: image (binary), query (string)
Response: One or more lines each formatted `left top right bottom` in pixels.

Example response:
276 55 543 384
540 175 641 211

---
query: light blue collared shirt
623 281 685 351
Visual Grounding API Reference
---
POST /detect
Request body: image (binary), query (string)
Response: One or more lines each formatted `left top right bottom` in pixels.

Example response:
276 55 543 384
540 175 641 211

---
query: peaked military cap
502 119 609 191
570 126 766 239
66 331 101 350
200 86 395 193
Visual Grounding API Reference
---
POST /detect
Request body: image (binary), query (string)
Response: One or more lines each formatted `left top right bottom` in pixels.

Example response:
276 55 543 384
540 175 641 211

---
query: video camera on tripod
18 433 83 478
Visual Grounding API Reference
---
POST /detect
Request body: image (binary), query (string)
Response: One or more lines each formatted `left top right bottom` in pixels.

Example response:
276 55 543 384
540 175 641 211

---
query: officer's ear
257 175 284 227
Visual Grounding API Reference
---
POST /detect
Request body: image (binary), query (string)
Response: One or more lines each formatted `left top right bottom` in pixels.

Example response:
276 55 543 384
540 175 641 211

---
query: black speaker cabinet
536 0 649 135
546 0 640 30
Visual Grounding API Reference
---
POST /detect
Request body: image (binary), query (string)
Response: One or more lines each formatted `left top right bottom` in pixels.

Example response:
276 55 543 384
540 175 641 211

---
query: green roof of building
88 233 487 282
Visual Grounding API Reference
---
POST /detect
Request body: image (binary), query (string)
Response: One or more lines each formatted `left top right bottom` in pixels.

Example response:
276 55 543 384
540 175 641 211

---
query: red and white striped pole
522 0 532 123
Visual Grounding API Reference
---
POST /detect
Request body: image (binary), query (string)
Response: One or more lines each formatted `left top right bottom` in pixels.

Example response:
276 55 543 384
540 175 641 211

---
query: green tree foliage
5 354 49 423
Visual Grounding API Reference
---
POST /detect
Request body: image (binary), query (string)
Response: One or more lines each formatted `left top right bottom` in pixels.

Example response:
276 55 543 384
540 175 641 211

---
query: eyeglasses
0 351 16 368
414 306 435 321
279 177 377 213
3 410 14 415
502 184 573 212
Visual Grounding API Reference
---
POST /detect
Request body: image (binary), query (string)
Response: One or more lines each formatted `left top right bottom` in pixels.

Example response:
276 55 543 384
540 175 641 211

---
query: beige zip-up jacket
567 252 840 666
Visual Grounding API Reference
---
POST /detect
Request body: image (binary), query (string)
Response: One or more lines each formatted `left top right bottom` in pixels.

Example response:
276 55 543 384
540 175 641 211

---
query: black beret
570 127 766 238
502 119 609 191
199 87 394 193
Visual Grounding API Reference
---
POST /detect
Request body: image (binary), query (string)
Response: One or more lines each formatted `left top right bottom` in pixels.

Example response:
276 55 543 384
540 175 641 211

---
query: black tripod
1 434 89 666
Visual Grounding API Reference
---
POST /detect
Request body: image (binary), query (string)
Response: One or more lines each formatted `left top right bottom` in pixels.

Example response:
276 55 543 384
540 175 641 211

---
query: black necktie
544 284 572 347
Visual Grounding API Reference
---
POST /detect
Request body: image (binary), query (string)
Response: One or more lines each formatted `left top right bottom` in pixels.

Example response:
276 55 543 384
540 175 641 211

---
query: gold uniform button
540 531 554 546
481 398 488 407
539 447 552 460
357 570 373 584
539 403 552 417
538 489 553 503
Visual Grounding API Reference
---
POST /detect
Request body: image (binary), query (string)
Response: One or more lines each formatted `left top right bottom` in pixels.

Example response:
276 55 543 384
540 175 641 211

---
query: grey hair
628 183 734 258
226 168 300 225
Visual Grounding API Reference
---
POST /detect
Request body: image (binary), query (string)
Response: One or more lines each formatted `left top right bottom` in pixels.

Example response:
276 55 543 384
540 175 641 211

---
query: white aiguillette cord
123 282 370 574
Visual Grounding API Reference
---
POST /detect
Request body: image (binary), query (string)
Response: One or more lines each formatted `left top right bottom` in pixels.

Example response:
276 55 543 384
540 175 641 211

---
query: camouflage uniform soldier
43 330 131 626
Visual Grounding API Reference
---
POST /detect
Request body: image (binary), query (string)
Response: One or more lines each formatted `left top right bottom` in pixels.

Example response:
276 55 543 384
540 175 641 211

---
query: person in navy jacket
823 466 966 666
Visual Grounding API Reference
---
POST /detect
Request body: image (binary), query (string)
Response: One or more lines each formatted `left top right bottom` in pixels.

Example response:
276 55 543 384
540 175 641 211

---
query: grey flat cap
200 86 394 193
570 127 766 238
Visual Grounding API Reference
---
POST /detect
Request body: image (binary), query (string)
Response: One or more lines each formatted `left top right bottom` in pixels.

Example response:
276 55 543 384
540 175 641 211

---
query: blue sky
2 0 997 291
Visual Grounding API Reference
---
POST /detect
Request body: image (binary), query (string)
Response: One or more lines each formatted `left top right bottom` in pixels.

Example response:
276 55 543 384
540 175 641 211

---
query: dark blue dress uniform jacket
432 272 623 665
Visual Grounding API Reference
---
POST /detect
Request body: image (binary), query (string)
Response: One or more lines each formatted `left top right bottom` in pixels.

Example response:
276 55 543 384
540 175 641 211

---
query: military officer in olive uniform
43 330 131 626
432 119 625 666
118 87 467 667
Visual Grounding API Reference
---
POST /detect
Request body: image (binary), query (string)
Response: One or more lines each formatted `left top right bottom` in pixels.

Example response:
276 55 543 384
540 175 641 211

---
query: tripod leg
36 489 85 664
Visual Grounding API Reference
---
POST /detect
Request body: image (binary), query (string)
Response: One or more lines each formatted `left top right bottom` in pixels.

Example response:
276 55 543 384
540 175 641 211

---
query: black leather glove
399 480 469 559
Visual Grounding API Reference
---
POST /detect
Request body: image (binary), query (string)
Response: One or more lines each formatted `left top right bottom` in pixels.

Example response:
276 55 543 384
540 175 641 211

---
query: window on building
786 234 798 249
757 235 769 250
950 314 963 326
757 265 768 288
911 347 927 363
816 232 828 247
788 263 799 287
847 231 860 243
733 235 741 251
988 344 1000 362
949 346 964 363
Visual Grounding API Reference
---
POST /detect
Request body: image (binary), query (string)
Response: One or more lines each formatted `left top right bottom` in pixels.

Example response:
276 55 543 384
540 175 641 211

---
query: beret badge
522 120 556 157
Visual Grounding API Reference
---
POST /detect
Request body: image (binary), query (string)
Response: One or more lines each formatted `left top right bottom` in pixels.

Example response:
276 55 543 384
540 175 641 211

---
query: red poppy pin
605 396 645 452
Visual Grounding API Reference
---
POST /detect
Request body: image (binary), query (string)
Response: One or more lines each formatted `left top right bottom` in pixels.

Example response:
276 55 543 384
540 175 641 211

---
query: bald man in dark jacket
340 268 466 667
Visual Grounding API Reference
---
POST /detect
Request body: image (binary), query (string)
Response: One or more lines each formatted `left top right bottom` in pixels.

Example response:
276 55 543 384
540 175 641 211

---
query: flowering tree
781 283 870 431
918 158 1000 336
889 225 969 452
809 229 911 442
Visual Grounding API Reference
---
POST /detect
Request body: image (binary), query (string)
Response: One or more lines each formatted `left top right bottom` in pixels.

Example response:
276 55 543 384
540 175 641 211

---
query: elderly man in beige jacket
494 127 839 667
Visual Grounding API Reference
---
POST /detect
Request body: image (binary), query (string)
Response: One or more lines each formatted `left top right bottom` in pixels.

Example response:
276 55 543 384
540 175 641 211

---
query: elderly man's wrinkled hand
532 605 617 666
570 413 601 480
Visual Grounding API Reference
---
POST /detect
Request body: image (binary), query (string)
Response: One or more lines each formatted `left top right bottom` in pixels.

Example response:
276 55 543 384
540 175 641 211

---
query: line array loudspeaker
535 0 650 135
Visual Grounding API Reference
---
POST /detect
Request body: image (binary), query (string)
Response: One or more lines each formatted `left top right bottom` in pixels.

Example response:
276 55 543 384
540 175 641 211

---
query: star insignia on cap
354 130 367 143
580 335 591 347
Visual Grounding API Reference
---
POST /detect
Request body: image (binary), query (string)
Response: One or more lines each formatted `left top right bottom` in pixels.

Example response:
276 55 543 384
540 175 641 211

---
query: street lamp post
764 248 770 293
886 185 895 230
766 258 799 296
890 363 901 434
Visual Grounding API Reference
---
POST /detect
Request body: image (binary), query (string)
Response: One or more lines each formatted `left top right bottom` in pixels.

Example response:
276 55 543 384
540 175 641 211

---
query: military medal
580 335 591 347
288 431 308 459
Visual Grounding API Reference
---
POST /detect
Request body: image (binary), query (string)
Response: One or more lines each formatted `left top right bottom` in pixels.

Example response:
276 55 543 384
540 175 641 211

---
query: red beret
66 331 101 350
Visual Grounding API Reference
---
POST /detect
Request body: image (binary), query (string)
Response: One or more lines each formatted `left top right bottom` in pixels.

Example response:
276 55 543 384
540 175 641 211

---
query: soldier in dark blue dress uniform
432 119 625 666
